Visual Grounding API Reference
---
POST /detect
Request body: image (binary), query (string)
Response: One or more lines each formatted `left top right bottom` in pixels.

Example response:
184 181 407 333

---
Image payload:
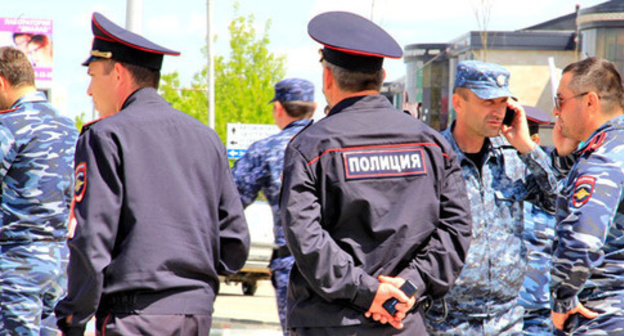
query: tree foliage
74 111 87 131
160 9 286 144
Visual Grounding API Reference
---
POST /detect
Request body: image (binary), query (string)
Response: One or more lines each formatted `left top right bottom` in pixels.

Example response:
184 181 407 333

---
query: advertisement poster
0 17 53 86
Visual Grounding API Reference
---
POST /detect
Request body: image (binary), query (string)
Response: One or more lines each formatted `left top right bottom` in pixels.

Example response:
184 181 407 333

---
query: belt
99 288 214 315
272 245 291 259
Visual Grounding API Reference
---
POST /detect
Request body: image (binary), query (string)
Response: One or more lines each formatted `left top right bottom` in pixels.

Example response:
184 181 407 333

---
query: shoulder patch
74 162 87 202
572 176 596 208
343 146 427 180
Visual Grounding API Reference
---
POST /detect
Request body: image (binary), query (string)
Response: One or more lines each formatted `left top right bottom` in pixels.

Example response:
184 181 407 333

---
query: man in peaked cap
54 12 249 335
425 60 559 335
279 11 472 335
231 78 316 336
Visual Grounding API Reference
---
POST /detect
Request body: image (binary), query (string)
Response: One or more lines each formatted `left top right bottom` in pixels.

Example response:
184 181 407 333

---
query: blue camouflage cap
455 60 513 100
269 78 315 103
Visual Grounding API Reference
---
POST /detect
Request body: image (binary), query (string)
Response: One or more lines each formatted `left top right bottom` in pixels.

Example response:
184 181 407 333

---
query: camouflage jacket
519 201 556 311
552 115 624 313
440 126 558 317
232 118 312 249
0 91 78 242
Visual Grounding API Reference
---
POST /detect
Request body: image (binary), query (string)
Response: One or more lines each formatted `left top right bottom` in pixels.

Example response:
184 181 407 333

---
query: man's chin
483 128 501 138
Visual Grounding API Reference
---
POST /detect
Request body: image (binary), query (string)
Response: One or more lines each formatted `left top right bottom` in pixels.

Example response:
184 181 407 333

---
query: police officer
54 12 249 335
232 78 315 336
550 57 624 335
425 60 559 335
0 46 78 336
518 106 557 335
280 11 473 335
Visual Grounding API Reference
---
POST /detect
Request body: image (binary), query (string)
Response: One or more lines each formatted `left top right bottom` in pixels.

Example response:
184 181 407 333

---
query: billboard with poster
0 17 53 87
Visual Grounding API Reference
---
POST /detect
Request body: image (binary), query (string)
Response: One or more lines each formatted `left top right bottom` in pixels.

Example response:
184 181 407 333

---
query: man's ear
0 75 7 90
452 92 463 114
323 66 333 91
586 91 601 115
274 101 284 117
113 62 126 81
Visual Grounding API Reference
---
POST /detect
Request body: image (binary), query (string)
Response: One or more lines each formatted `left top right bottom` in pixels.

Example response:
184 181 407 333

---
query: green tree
74 111 87 131
160 9 286 144
160 71 208 122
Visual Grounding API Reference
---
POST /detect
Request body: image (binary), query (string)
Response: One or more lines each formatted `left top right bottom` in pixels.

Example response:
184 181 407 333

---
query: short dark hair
563 57 624 113
122 62 160 89
0 47 35 88
453 87 470 100
100 59 160 89
280 101 315 118
323 61 383 92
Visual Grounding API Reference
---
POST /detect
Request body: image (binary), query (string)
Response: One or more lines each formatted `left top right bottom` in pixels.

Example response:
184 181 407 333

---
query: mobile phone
382 280 418 315
503 107 516 126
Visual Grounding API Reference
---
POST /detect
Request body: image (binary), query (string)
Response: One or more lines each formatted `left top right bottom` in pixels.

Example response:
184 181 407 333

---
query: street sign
226 123 279 160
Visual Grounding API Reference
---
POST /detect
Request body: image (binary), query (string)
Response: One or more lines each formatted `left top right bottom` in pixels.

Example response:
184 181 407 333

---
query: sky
2 0 607 123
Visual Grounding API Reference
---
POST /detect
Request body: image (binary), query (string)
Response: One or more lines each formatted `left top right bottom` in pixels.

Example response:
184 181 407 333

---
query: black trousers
96 313 212 336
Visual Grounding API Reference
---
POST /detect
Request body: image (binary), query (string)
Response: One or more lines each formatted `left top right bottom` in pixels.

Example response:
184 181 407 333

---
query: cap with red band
308 11 403 72
82 12 180 71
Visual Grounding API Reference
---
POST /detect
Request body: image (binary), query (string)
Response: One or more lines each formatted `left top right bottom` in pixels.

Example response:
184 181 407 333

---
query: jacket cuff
552 296 579 313
519 144 544 162
397 268 426 299
352 274 378 311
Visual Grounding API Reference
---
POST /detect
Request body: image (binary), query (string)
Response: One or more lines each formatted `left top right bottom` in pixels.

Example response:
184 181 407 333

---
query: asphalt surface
212 279 282 335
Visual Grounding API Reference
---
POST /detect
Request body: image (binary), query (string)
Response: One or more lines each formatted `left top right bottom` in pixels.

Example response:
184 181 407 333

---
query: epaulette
580 132 606 155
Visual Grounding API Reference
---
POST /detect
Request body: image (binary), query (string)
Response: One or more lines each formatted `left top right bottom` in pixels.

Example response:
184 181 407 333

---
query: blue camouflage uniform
232 118 312 335
0 91 78 335
426 127 558 336
551 115 624 335
519 201 556 335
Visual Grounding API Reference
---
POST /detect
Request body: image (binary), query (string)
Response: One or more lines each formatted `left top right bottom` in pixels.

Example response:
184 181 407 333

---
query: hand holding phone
382 280 418 315
503 107 516 126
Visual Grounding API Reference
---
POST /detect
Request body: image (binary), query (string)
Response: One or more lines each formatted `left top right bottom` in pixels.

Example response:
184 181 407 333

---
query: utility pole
206 0 215 129
126 0 143 33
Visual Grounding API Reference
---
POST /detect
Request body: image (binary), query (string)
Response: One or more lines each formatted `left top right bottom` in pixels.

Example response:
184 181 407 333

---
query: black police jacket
55 87 249 332
280 95 472 331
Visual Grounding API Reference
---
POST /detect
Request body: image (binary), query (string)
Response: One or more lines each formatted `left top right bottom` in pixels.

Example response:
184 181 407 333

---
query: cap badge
90 50 112 59
496 75 506 87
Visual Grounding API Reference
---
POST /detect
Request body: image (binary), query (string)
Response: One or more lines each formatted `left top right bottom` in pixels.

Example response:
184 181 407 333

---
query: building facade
404 0 624 136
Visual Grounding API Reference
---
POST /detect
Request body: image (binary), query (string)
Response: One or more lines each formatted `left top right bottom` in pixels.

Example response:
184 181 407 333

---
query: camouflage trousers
271 256 294 336
0 241 68 336
555 290 624 336
426 303 524 336
523 308 553 335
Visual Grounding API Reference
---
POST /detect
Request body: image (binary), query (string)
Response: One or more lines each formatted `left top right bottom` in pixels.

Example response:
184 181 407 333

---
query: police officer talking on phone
279 11 473 336
425 60 558 335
